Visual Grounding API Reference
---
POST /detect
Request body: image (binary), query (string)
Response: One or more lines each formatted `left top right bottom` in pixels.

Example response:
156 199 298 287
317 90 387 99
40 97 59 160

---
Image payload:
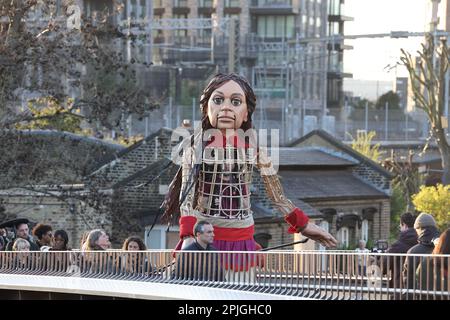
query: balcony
328 14 354 23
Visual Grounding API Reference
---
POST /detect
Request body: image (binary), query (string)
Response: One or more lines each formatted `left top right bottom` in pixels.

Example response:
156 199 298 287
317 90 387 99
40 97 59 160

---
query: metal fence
128 100 428 147
0 250 448 300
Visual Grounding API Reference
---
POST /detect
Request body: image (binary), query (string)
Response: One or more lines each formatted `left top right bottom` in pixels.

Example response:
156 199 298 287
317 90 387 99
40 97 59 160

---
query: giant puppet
162 73 337 265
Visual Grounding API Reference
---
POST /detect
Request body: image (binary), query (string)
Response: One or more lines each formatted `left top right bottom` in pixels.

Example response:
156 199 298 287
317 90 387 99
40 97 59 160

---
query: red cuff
287 226 297 234
179 216 197 239
285 208 309 233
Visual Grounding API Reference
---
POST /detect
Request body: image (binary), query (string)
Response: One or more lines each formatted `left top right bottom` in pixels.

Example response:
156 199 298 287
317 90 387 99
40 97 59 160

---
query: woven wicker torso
195 145 256 220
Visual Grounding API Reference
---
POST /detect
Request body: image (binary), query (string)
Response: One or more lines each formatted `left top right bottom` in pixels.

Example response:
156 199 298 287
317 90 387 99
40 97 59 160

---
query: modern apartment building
16 0 352 143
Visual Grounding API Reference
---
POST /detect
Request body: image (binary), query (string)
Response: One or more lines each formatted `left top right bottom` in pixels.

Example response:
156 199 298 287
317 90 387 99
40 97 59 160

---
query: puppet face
207 80 248 131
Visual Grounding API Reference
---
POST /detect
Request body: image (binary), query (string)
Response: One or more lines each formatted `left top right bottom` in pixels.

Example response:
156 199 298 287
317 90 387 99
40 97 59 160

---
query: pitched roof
287 130 394 178
279 169 388 201
277 147 358 166
89 127 174 175
111 158 175 189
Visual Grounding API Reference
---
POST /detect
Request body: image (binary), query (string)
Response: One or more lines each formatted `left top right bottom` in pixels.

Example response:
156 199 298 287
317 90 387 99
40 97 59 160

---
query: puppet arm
256 148 309 233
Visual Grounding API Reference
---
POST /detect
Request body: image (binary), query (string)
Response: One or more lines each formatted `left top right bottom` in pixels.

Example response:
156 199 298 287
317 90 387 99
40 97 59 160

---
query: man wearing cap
402 212 441 289
5 220 39 251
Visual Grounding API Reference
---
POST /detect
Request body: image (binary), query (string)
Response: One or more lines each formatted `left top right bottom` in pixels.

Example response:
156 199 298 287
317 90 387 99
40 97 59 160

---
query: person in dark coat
175 220 223 281
4 220 39 251
403 212 440 290
381 212 418 288
416 228 450 296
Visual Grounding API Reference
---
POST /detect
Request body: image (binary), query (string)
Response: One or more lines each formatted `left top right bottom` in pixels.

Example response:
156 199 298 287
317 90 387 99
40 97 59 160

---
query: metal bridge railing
0 250 448 300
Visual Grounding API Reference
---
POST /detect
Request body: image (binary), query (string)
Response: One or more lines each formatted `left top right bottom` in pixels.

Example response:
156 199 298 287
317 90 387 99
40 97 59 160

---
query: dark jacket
389 228 418 253
416 257 448 294
382 228 418 288
403 226 440 289
175 240 223 281
5 236 40 251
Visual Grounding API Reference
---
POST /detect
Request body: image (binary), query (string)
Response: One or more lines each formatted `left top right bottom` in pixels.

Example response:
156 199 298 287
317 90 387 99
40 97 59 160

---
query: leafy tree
115 134 144 147
355 98 375 109
389 182 408 241
350 130 385 162
375 91 400 109
412 184 450 230
401 34 450 184
15 97 82 133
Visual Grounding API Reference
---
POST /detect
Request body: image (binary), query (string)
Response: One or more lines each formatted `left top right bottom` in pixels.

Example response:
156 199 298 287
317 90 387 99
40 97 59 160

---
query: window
361 220 369 242
200 0 213 7
199 13 212 40
337 227 349 248
225 0 240 7
328 0 342 16
173 13 188 37
174 0 188 7
320 220 329 232
256 15 294 38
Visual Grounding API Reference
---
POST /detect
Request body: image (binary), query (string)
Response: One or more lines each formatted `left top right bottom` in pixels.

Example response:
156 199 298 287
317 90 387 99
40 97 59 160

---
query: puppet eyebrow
213 91 243 97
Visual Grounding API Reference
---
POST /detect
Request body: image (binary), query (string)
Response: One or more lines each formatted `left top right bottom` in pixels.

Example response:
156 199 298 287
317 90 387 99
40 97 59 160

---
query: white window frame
338 227 349 248
361 219 369 242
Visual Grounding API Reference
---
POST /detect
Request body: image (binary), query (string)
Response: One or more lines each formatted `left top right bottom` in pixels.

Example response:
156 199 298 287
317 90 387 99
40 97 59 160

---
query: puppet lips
218 116 235 120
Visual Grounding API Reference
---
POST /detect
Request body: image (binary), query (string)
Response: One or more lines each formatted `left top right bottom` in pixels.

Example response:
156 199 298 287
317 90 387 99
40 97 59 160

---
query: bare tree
0 0 159 130
401 34 450 184
0 0 161 234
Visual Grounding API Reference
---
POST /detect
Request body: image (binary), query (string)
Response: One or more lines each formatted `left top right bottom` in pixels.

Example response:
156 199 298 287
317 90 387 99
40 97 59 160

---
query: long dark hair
161 73 257 225
122 236 146 251
54 229 69 250
433 228 450 270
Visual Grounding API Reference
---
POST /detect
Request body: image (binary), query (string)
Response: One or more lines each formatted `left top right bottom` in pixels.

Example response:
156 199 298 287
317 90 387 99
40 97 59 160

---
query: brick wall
352 164 391 195
306 198 391 247
89 128 178 188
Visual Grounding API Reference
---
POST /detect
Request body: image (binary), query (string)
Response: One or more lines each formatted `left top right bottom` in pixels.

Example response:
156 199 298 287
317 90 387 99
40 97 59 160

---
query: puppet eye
213 97 224 105
231 98 242 106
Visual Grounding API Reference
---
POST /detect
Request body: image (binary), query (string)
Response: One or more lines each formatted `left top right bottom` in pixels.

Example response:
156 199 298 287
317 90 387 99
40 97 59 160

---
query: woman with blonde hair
84 229 111 251
82 229 114 274
12 238 31 269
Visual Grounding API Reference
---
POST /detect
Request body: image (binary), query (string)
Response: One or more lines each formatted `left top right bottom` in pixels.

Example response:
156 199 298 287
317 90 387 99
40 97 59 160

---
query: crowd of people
355 212 449 295
0 219 147 254
0 213 448 293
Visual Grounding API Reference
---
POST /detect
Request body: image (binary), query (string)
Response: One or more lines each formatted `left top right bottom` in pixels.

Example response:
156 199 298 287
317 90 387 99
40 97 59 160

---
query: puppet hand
301 223 337 248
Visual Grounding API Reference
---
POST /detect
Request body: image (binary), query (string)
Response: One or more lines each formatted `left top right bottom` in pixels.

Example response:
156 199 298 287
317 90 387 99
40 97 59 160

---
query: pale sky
344 0 430 81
